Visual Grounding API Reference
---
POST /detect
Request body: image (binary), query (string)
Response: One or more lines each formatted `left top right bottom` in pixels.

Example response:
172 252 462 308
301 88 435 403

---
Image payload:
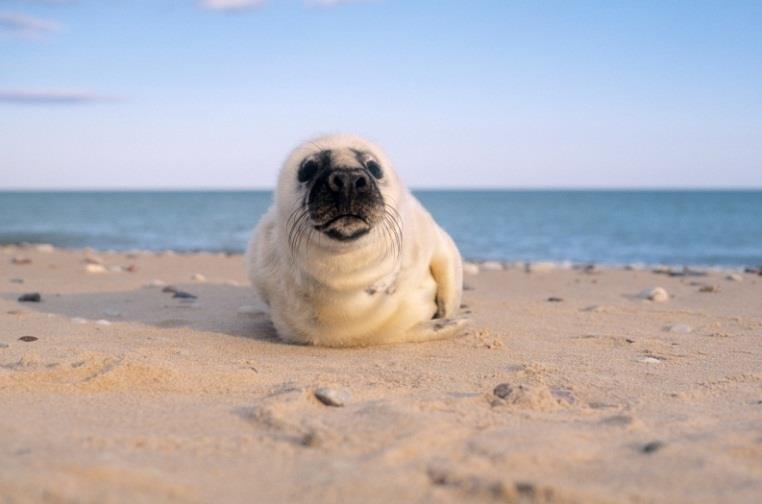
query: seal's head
299 147 384 241
277 134 402 253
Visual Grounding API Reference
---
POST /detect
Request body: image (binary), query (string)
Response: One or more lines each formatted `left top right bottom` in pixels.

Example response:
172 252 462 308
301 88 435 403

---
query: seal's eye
367 160 383 179
298 159 318 183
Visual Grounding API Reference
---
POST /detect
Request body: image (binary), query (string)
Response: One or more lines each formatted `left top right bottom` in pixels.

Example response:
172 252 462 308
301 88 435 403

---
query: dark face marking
298 149 385 242
350 148 384 179
297 159 318 183
366 160 383 179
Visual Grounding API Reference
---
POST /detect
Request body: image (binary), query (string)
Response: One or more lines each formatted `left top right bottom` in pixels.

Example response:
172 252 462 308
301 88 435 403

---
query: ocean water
0 191 761 266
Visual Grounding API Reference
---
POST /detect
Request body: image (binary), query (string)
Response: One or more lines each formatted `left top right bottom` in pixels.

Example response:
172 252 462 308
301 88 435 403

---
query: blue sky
1 0 761 189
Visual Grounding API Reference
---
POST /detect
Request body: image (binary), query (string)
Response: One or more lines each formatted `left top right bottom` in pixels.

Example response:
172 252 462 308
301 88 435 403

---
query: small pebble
125 264 138 273
666 323 692 334
551 387 576 405
493 383 513 399
191 273 206 282
314 387 350 407
638 356 662 364
725 273 743 282
83 256 103 265
85 264 107 274
18 336 38 342
162 286 178 293
699 285 719 293
95 319 112 326
515 482 536 496
10 278 24 284
300 430 323 447
641 441 664 454
639 287 669 302
0 342 9 348
146 279 167 288
463 262 480 275
547 297 563 303
17 292 41 303
11 256 32 265
173 291 197 299
481 261 503 271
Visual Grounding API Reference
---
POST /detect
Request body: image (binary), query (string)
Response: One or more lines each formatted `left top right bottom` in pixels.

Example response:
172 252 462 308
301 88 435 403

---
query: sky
1 0 761 189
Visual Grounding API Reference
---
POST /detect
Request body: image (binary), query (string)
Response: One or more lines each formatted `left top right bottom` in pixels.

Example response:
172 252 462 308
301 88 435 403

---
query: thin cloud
0 11 60 35
305 0 375 6
0 90 121 105
198 0 374 11
198 0 266 11
17 0 77 4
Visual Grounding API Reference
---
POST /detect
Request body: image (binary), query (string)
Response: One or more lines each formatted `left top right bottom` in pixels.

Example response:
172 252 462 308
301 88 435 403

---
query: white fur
246 134 463 346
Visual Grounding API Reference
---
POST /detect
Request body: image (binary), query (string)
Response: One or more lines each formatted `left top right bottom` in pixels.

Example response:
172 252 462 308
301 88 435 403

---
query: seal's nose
327 170 370 196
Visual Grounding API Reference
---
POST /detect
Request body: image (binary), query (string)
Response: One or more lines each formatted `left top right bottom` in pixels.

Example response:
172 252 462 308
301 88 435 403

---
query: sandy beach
1 245 760 503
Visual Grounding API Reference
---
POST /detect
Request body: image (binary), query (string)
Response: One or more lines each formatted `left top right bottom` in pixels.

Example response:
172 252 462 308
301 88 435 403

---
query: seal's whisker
295 215 311 257
383 204 403 260
382 214 396 261
378 213 391 260
384 216 399 261
308 140 325 153
287 205 311 258
380 206 402 263
379 217 396 261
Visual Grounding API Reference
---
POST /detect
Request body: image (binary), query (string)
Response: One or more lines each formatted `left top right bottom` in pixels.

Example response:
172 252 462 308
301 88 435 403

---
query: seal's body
246 134 463 346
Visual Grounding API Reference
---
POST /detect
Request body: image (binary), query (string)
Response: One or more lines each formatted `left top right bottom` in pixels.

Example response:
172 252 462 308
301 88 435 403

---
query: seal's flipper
429 226 463 318
393 316 470 344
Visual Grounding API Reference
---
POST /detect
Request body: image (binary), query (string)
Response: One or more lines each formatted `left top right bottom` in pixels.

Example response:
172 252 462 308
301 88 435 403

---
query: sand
1 245 761 503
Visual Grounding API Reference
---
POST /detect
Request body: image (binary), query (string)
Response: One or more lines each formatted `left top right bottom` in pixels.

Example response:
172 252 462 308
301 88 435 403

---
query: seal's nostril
328 172 348 193
328 171 370 194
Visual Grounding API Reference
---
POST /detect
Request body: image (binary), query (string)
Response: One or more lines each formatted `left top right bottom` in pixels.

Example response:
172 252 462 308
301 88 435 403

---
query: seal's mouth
314 214 371 241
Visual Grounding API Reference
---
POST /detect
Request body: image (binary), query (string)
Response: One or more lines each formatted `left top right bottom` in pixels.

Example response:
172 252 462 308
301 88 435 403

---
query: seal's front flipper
429 226 463 318
396 316 470 344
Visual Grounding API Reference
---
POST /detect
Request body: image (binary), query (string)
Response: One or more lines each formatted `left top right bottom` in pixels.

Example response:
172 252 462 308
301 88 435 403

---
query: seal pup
246 134 464 346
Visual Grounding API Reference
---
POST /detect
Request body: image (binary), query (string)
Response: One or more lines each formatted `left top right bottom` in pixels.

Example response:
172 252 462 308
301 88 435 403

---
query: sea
1 190 761 267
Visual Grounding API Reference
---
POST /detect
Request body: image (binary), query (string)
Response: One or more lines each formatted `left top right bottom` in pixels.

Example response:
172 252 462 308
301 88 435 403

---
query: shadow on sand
3 283 281 343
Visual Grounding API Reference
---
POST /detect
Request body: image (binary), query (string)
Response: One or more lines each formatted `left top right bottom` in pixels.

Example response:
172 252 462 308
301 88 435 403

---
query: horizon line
1 186 761 192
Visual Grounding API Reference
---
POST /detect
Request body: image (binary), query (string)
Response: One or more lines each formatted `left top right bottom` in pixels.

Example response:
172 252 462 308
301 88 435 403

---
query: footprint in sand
490 381 577 411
